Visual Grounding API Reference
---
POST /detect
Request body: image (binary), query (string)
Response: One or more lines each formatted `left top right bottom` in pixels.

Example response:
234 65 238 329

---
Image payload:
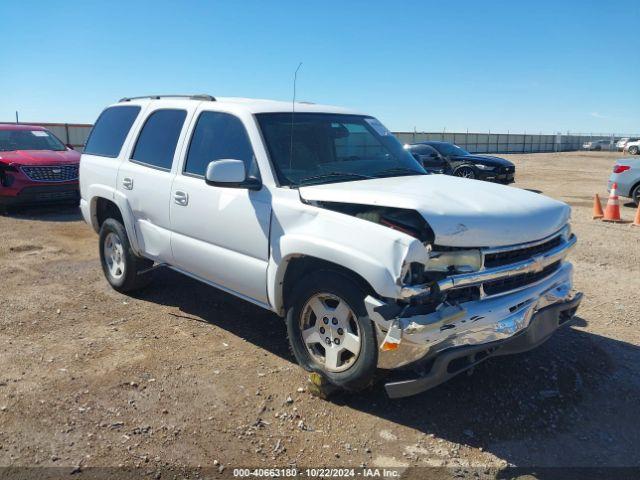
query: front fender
267 195 430 314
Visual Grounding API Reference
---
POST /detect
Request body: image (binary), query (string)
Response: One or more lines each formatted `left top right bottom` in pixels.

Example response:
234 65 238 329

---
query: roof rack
118 94 216 102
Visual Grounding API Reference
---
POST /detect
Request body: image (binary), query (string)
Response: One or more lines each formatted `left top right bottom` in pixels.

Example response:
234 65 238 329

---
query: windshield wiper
374 167 426 178
296 171 375 186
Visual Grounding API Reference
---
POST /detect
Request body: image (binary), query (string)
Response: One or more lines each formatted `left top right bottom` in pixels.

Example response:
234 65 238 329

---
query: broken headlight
427 249 482 274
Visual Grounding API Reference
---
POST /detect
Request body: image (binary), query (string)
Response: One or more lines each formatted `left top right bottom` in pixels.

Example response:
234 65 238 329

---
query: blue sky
2 0 639 133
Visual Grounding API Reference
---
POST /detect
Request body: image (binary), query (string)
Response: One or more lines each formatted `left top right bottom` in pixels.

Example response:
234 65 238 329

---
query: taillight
613 165 630 174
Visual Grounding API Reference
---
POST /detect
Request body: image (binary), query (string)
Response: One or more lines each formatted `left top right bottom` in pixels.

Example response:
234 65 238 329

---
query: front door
169 110 271 305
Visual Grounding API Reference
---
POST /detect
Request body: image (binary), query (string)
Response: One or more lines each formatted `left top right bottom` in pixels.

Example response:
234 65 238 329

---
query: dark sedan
405 141 515 184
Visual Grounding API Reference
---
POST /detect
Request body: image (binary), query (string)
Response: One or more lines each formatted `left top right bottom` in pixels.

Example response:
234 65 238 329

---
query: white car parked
80 95 582 398
616 137 639 152
624 139 640 155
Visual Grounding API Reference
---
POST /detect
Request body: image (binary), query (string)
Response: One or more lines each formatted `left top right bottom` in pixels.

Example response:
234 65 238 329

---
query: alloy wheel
455 167 476 179
299 293 361 372
103 232 126 280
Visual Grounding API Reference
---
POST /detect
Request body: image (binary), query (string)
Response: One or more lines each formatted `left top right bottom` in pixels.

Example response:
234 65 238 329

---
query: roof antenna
15 111 19 124
289 62 303 171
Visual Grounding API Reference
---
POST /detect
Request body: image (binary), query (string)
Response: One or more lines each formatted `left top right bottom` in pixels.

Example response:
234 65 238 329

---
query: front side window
184 111 257 177
0 129 66 152
131 109 187 170
256 113 425 186
84 106 140 157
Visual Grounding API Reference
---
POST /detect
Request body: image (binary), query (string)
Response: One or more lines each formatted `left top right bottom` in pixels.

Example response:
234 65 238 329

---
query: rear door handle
122 177 134 190
174 191 189 206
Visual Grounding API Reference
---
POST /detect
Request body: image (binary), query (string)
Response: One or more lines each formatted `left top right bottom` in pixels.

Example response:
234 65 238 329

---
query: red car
0 124 81 210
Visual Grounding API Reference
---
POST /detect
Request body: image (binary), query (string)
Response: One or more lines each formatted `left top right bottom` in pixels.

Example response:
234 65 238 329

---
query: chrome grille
482 261 561 296
21 164 79 182
439 229 570 299
484 235 562 268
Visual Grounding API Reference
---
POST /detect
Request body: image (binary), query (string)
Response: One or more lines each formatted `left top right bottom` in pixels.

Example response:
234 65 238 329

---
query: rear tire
99 218 153 293
285 271 377 392
632 184 640 207
629 146 639 155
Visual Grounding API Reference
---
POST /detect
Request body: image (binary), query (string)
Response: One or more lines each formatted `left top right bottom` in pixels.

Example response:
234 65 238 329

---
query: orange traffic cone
632 203 640 228
602 183 623 223
592 194 604 219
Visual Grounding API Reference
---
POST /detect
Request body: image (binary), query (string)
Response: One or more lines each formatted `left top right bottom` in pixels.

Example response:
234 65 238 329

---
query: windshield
0 129 66 152
256 113 426 186
431 143 469 156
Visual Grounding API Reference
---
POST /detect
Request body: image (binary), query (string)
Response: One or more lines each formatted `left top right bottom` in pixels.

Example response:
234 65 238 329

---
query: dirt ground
1 151 639 478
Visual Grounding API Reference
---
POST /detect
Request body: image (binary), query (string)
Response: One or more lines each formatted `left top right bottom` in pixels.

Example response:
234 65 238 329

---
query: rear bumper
608 173 637 199
383 292 582 398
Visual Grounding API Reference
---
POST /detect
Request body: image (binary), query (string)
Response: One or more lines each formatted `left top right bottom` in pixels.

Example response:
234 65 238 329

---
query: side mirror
205 159 261 190
66 143 75 150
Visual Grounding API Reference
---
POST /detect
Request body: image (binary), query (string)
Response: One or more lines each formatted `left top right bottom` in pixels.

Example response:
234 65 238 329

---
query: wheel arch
281 256 375 311
89 192 143 256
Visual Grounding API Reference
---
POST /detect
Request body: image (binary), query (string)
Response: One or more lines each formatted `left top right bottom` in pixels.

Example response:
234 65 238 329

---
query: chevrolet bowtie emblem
531 255 545 273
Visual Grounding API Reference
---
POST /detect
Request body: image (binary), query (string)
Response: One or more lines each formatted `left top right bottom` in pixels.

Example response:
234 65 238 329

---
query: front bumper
364 230 581 397
479 171 515 184
383 291 582 398
0 183 79 206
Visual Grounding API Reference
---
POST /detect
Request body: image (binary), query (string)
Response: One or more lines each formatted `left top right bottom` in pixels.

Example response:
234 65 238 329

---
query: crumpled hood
0 149 80 166
299 175 570 247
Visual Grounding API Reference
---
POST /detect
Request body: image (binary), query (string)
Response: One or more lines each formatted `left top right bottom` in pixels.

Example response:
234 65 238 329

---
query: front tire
629 146 639 155
453 165 477 179
99 218 153 293
285 271 377 392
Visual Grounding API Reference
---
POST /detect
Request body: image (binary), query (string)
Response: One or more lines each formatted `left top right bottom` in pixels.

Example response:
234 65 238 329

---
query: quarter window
84 106 140 158
131 109 187 170
184 112 257 177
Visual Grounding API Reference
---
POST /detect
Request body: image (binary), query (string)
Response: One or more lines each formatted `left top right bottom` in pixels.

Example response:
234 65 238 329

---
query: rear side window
84 106 140 157
131 109 187 170
184 112 257 177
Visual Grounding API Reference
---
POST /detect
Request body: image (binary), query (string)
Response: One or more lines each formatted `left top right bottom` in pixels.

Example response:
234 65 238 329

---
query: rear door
116 101 196 262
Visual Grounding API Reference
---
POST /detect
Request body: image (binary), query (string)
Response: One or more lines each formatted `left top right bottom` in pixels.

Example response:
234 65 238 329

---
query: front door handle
174 191 189 206
122 177 134 190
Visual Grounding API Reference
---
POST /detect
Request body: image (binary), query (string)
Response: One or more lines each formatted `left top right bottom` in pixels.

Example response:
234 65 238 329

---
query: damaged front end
363 223 582 398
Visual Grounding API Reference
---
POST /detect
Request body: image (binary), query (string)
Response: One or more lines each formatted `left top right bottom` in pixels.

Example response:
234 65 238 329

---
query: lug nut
334 338 340 345
325 337 331 345
332 318 338 325
337 328 344 335
323 317 329 325
320 327 325 334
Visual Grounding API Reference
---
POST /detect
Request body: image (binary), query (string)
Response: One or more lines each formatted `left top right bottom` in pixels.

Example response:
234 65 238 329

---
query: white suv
80 95 582 398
